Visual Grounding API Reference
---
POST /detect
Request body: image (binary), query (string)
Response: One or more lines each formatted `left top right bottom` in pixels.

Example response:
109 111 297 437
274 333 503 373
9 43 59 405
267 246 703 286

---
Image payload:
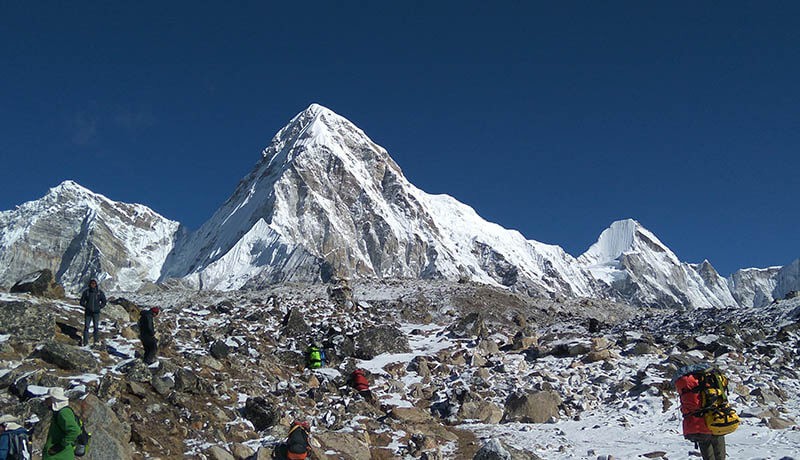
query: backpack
64 407 92 457
307 346 323 369
676 365 740 435
6 428 32 460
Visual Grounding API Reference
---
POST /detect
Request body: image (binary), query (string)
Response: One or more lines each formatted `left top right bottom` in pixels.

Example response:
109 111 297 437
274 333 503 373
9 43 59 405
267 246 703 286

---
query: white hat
2 422 22 430
47 387 69 411
47 387 68 401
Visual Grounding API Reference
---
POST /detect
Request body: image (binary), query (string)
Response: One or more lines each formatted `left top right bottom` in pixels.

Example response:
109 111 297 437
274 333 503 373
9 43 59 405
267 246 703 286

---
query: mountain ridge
0 104 797 307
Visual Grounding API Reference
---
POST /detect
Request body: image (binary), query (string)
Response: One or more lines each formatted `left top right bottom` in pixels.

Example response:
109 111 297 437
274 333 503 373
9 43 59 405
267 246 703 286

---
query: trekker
79 279 106 347
348 369 375 403
42 388 81 460
305 344 325 369
0 415 31 460
138 307 160 364
674 364 728 460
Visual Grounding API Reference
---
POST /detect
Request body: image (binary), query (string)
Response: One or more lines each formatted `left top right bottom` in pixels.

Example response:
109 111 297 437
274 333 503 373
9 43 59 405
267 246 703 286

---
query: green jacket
43 407 81 460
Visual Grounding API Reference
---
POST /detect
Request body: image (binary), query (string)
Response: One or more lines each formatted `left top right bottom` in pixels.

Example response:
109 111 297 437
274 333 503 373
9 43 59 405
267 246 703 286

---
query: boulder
102 303 131 325
231 442 256 460
0 300 56 342
35 341 98 372
459 401 503 424
502 390 562 424
242 397 279 431
9 269 65 298
74 393 132 460
390 407 433 424
767 415 796 430
210 339 231 360
119 359 152 383
354 325 410 359
314 431 370 460
473 439 511 460
205 446 235 460
150 375 175 396
282 307 309 338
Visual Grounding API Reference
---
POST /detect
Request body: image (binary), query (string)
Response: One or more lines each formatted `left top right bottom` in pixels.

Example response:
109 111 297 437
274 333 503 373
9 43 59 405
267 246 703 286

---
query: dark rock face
35 341 98 372
473 439 511 460
10 269 65 298
74 393 133 460
242 397 279 431
282 307 309 337
354 325 410 360
210 340 231 360
0 300 56 341
502 390 562 424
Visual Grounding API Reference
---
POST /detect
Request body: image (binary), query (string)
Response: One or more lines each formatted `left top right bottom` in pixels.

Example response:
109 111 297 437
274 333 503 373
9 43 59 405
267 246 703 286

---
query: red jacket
351 372 369 392
675 374 711 435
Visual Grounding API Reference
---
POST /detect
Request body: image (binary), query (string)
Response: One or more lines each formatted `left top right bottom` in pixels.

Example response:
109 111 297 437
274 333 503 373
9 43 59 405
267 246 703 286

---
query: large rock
35 341 98 372
0 300 56 341
459 401 503 424
119 359 152 383
502 390 562 424
101 303 131 325
9 269 65 298
354 325 410 359
205 446 235 460
474 439 511 460
282 307 309 337
314 431 370 460
242 397 279 431
74 393 133 460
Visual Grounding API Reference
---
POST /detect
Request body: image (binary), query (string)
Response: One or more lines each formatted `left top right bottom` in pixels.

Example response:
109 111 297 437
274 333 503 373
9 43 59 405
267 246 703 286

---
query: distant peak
52 180 93 195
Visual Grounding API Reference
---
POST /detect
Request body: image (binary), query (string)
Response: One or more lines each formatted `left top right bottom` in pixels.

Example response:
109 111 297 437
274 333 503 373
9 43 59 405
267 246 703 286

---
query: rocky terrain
1 276 799 459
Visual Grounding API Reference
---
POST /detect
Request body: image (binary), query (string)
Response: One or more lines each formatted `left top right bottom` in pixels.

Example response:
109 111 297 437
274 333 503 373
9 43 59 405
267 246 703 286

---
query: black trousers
83 312 100 345
687 434 726 460
141 335 158 363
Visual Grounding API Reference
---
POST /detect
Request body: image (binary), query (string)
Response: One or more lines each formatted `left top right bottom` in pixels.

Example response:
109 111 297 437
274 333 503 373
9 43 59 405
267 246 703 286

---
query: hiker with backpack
79 279 107 347
0 415 31 460
348 369 375 403
272 421 311 460
138 307 160 364
305 343 325 369
673 363 739 460
42 388 81 460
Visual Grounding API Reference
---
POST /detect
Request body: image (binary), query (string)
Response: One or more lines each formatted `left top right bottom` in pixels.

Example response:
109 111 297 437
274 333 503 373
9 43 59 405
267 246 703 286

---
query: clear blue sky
1 2 798 275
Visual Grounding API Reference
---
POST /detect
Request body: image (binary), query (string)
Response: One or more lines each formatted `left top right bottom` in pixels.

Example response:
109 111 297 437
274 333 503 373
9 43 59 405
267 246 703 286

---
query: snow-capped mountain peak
579 218 679 268
0 181 183 293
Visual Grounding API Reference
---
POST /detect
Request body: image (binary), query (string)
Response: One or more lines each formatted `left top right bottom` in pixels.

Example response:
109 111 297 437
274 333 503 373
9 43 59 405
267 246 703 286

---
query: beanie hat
151 307 160 315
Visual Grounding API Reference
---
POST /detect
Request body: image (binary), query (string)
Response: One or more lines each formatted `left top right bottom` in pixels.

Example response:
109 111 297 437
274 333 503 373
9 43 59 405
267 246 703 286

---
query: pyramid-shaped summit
160 104 595 296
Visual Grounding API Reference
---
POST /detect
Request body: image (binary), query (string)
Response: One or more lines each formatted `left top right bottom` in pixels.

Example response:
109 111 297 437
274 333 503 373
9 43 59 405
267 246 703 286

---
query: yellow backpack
698 369 740 435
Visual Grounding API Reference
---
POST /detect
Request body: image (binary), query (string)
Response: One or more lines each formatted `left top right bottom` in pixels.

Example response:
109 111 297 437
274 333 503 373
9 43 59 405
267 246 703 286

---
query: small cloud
70 111 98 146
114 107 155 131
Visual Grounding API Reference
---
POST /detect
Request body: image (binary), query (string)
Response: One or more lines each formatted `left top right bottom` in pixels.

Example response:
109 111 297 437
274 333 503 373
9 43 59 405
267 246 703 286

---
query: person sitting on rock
79 278 107 347
137 307 160 364
348 369 375 403
42 388 81 460
286 420 311 460
305 343 325 369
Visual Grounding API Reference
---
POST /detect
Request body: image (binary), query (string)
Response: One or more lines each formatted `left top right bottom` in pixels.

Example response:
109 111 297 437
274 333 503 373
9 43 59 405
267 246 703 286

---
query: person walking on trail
674 364 729 460
138 307 160 364
0 415 31 460
79 279 106 347
42 388 80 460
